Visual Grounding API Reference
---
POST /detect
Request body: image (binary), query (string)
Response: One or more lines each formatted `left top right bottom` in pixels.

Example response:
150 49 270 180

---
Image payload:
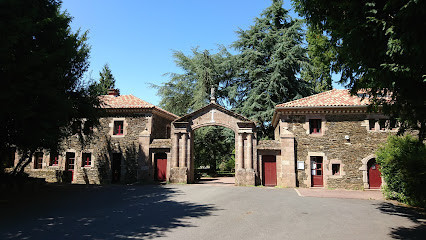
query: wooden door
263 155 277 186
311 156 323 187
155 153 167 181
368 159 382 189
112 153 122 183
65 152 75 182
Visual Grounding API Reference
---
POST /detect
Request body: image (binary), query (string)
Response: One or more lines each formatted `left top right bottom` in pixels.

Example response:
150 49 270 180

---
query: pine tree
89 64 116 96
231 0 312 138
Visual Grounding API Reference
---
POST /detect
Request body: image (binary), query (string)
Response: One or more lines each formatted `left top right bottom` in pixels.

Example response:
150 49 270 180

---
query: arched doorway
168 100 257 186
360 154 382 189
367 158 382 189
193 126 235 184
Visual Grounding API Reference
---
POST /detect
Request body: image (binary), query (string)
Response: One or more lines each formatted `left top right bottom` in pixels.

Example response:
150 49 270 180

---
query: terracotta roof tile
99 94 154 109
276 89 370 108
99 94 179 119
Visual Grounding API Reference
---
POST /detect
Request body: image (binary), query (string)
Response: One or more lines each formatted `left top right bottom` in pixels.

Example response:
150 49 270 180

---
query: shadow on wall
376 202 426 239
0 185 218 239
97 137 141 184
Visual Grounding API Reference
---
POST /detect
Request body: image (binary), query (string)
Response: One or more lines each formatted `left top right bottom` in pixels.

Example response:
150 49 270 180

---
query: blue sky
61 0 343 106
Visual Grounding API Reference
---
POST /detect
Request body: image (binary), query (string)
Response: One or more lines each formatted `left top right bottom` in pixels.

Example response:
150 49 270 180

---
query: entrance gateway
169 89 258 186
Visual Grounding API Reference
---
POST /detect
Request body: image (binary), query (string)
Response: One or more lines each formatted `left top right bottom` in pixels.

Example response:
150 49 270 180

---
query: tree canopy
230 0 313 137
154 0 324 171
89 63 117 96
0 0 100 172
155 0 317 139
293 0 426 140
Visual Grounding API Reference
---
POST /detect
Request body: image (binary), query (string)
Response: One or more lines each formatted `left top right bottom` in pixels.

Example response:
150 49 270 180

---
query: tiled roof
99 94 178 118
150 139 172 148
257 140 281 150
276 89 370 108
99 94 154 109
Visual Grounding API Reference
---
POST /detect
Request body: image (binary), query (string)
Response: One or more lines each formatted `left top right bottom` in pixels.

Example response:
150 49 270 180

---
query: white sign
297 161 304 170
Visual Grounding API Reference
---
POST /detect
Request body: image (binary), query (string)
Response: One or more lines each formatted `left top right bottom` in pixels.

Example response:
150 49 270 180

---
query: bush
376 135 426 207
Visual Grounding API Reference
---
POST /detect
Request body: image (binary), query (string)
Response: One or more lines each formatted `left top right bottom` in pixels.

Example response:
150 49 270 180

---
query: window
369 119 376 130
332 164 340 175
379 119 386 130
50 152 59 166
82 152 92 167
309 119 322 134
34 152 43 169
113 121 124 135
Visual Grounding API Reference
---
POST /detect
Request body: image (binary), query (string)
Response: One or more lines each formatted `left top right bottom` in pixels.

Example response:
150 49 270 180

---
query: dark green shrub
376 135 426 207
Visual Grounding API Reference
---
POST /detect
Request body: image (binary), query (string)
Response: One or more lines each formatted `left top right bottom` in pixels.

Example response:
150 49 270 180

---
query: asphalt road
1 184 425 240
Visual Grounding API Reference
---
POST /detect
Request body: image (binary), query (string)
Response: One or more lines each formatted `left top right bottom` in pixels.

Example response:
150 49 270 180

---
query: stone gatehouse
8 89 395 189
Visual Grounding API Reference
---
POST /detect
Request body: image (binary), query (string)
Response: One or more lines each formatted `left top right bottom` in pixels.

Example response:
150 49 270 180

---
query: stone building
9 89 394 189
260 89 396 189
13 90 178 184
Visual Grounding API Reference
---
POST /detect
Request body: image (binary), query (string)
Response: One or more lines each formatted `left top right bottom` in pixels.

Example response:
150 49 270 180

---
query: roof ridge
276 89 338 107
275 89 368 108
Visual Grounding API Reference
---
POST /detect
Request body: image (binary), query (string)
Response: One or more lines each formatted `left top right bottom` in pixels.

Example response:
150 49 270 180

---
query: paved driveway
0 184 424 240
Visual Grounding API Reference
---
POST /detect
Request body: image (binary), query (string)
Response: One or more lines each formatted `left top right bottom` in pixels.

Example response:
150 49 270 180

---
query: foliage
376 135 426 207
0 0 100 173
194 126 235 173
231 0 312 138
89 63 117 96
153 0 326 169
153 47 233 116
218 149 235 172
293 0 426 140
301 26 335 92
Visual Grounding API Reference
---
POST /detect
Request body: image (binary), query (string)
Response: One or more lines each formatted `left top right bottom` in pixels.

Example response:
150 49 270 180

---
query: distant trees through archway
194 126 235 177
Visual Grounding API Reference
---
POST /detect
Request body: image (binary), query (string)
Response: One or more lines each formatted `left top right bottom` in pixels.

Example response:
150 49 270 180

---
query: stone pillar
238 133 244 169
279 125 296 187
235 129 255 186
247 133 253 169
181 133 187 167
169 125 189 184
172 133 179 168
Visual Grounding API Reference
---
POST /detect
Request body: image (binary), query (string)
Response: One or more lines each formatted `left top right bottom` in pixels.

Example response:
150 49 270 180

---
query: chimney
107 89 120 96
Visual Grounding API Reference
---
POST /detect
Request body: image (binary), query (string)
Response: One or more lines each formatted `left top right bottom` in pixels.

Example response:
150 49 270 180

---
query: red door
155 153 167 181
311 156 323 187
368 159 382 189
263 155 277 186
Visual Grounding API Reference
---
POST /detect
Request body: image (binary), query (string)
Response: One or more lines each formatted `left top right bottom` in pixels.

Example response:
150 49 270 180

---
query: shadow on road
0 184 218 239
376 202 426 239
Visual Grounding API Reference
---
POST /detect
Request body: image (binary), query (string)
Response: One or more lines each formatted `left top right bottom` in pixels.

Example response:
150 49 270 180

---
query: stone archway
169 98 257 186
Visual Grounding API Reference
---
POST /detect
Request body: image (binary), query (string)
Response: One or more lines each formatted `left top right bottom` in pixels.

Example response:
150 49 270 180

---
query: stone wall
282 113 393 189
20 113 155 184
151 114 172 139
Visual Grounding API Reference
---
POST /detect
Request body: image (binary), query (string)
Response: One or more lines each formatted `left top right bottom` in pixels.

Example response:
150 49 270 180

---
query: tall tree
231 0 312 138
153 48 235 172
293 0 426 140
301 26 335 92
0 0 100 173
89 63 117 96
153 47 233 116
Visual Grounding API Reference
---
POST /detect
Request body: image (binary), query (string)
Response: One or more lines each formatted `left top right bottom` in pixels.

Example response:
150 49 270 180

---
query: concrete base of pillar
235 169 256 186
278 172 297 188
169 167 188 183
